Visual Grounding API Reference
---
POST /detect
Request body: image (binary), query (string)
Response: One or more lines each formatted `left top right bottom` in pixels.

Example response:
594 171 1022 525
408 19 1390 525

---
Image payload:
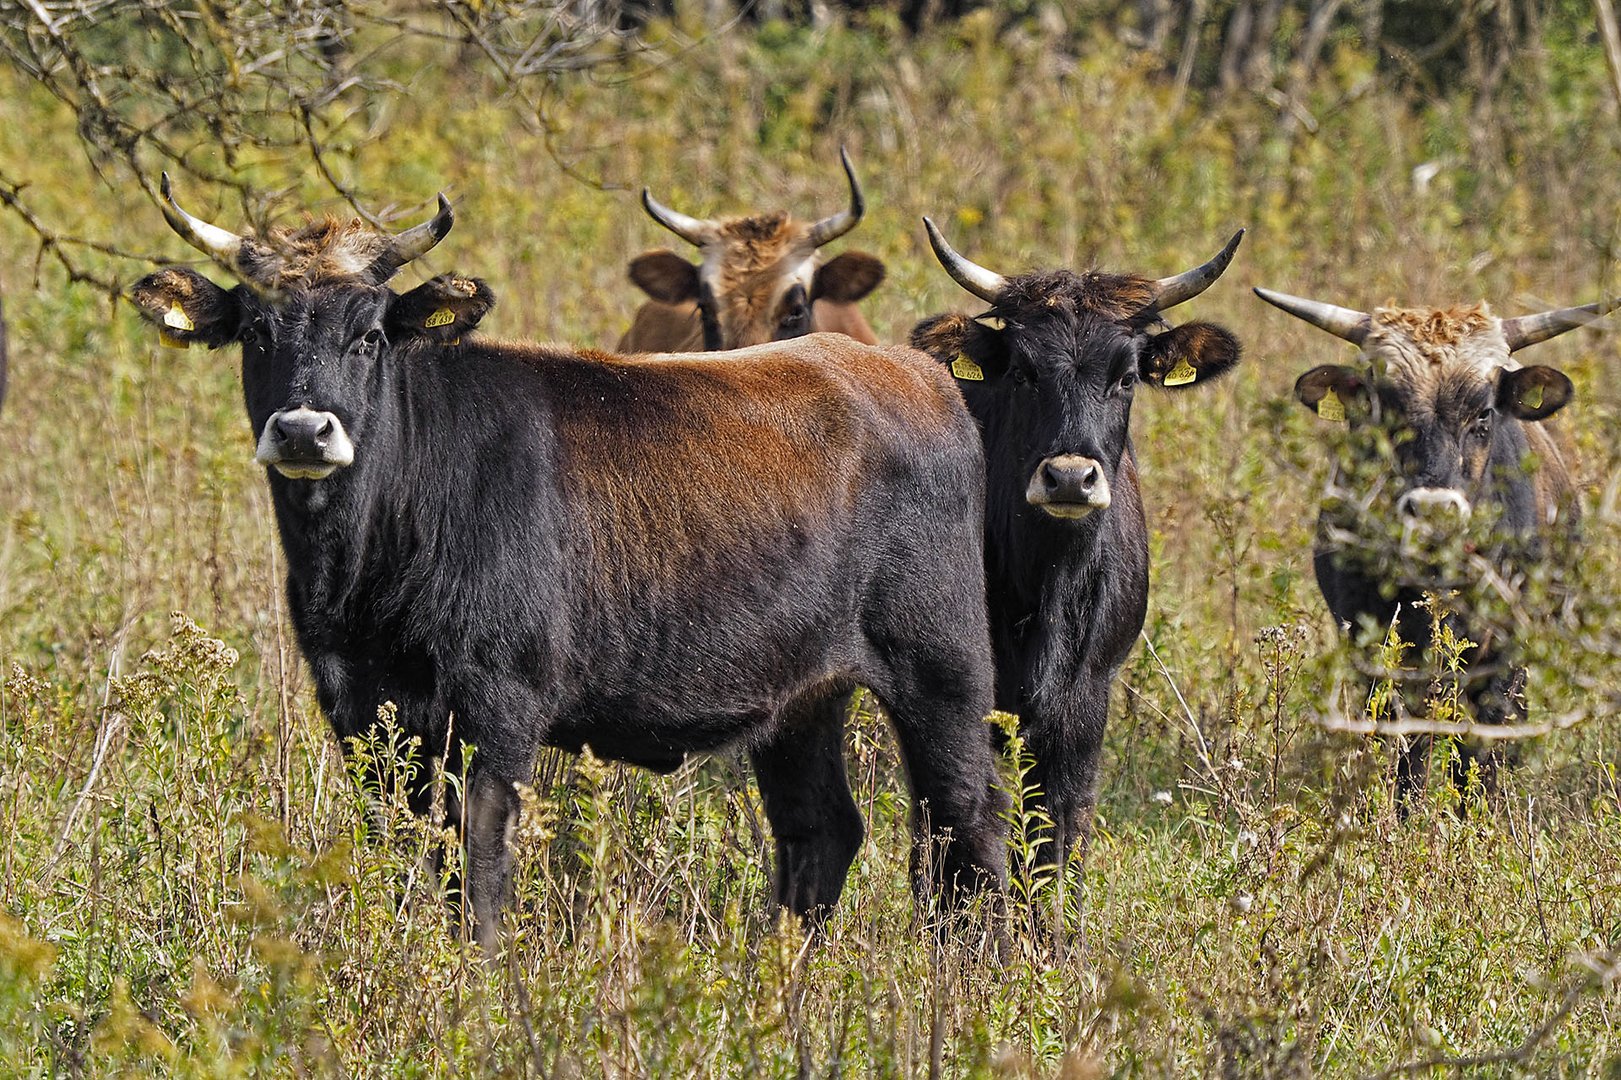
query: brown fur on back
534 334 969 591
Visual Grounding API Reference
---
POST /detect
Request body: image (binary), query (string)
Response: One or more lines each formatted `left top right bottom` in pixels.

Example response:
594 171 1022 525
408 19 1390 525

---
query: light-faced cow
618 149 886 353
131 177 1007 949
910 220 1245 875
1256 287 1613 800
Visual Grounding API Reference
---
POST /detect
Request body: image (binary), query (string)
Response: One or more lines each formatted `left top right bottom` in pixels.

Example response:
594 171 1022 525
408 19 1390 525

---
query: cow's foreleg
751 686 863 920
464 769 519 955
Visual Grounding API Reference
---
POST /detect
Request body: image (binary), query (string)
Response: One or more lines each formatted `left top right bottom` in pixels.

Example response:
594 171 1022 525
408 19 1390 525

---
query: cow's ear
1294 364 1369 422
389 274 496 343
812 251 885 303
130 268 241 348
1139 321 1241 389
909 312 1009 382
628 250 700 304
1497 365 1572 421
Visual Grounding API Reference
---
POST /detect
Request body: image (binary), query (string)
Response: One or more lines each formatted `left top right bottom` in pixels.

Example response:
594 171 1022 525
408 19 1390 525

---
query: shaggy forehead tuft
1365 302 1509 392
240 217 394 287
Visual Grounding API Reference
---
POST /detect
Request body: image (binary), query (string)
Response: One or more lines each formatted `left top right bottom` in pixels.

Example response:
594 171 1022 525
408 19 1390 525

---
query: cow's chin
269 462 344 481
1036 501 1107 521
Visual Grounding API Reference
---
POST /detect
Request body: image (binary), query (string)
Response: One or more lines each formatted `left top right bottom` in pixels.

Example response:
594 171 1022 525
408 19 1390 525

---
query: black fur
912 273 1241 873
131 267 1007 949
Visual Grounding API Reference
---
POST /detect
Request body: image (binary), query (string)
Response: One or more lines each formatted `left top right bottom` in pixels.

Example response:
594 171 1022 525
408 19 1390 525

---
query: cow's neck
267 367 424 629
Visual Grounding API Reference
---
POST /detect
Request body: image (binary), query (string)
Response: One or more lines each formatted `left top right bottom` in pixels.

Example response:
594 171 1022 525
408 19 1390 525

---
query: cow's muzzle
256 407 355 480
1027 455 1111 520
1396 486 1471 522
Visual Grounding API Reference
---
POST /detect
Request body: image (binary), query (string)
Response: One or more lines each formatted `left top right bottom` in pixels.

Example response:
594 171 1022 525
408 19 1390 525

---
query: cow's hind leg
751 684 864 920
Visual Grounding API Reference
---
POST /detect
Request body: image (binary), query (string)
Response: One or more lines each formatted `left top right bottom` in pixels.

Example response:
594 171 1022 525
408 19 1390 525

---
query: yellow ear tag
424 308 456 328
1317 388 1346 422
1522 383 1543 410
975 316 1005 331
951 354 984 381
1163 357 1198 386
163 303 194 331
158 330 190 349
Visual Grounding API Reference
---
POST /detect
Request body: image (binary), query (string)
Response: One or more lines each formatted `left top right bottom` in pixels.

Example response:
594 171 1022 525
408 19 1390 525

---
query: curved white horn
1502 297 1621 352
1152 229 1245 311
1254 286 1372 345
641 187 717 247
922 216 1007 304
159 172 245 266
804 146 865 249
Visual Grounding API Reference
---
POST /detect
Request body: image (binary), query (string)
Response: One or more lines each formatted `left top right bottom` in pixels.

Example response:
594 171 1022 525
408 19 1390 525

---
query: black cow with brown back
910 221 1244 882
129 177 1007 950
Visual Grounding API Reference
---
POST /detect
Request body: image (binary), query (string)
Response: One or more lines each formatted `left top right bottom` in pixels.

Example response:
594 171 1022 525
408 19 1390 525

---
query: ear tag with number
1163 357 1198 386
951 354 984 381
159 330 190 349
1522 383 1544 410
1317 388 1346 422
163 303 194 332
425 308 456 328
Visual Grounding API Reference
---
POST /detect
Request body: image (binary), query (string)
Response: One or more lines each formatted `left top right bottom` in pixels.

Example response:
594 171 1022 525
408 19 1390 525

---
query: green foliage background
1 8 1620 1076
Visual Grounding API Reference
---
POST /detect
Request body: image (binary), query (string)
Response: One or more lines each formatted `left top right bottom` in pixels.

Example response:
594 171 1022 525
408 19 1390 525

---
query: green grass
2 13 1621 1076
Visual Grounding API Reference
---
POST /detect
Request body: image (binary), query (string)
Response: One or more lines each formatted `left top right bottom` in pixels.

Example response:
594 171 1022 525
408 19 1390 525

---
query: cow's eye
1112 370 1137 395
240 324 259 345
1470 409 1493 440
361 328 383 348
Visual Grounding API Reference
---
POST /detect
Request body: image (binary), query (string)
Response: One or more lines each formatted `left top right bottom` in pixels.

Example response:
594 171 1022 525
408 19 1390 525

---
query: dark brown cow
1257 286 1614 800
130 177 1006 949
618 149 886 352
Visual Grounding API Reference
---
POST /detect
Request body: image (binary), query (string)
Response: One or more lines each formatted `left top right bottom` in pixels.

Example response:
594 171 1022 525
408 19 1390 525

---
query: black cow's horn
1253 286 1372 346
1502 297 1621 352
159 172 247 268
389 193 454 265
370 193 454 281
1151 229 1245 311
642 187 717 247
922 217 1007 303
804 146 865 249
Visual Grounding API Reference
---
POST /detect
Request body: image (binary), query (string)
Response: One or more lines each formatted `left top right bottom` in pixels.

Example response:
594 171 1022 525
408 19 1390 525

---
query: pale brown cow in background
618 149 886 353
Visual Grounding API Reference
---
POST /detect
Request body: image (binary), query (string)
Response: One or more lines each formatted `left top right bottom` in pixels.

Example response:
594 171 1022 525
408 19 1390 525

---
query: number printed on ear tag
425 308 456 328
951 354 984 381
1317 388 1346 422
1163 357 1197 386
164 303 194 331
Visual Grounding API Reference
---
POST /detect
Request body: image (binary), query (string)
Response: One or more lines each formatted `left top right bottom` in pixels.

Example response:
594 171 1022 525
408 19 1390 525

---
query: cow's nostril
1040 463 1061 492
1079 464 1100 489
317 418 334 438
272 417 292 442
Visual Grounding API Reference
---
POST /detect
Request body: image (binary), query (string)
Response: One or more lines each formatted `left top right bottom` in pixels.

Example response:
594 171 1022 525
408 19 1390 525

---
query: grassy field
2 11 1620 1076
